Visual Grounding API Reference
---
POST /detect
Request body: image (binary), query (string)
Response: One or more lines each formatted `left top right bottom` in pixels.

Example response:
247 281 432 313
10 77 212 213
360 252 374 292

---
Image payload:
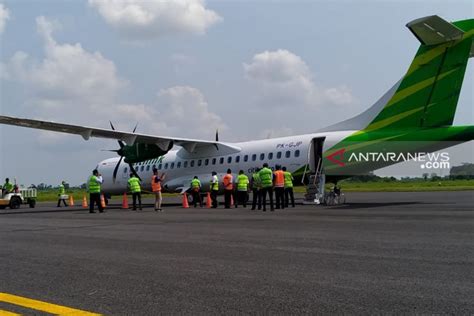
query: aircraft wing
0 115 240 153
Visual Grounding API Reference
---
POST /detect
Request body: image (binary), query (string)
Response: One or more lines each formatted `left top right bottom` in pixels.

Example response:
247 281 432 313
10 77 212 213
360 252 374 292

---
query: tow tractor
0 187 37 209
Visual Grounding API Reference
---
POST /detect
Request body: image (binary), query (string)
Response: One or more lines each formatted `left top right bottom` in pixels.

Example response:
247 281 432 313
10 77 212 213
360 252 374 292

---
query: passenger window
184 161 188 168
158 164 162 170
164 163 168 169
146 165 150 171
124 167 128 173
190 160 195 167
277 152 282 159
227 156 232 164
212 158 217 165
285 151 291 158
259 153 264 161
295 150 300 157
177 161 181 168
170 162 174 169
219 157 224 164
252 154 256 161
268 153 273 160
140 166 144 172
244 155 248 162
205 159 209 166
236 156 240 163
198 159 202 167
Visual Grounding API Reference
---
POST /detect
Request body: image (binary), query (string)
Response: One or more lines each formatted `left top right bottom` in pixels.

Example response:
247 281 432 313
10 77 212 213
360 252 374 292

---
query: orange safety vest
151 175 162 192
223 174 233 190
273 170 285 187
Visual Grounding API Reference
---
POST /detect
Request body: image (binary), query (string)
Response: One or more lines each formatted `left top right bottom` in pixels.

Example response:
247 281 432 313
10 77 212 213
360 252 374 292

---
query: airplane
0 15 473 198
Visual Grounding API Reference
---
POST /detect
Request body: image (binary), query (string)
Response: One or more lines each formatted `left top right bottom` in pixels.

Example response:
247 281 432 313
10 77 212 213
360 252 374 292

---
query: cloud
0 3 10 34
88 0 222 40
244 49 354 108
153 86 227 139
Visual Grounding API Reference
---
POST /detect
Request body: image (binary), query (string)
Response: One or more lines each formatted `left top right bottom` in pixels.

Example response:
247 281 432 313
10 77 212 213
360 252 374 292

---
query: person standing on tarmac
258 163 274 212
190 176 203 207
88 170 104 213
250 168 262 210
222 169 234 209
210 171 219 208
57 181 68 207
128 173 142 211
282 166 295 208
236 170 249 208
273 165 285 209
151 168 165 212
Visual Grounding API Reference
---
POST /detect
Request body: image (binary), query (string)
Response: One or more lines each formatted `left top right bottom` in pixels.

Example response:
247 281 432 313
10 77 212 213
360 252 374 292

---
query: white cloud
153 86 227 139
244 49 354 108
0 3 10 34
88 0 222 40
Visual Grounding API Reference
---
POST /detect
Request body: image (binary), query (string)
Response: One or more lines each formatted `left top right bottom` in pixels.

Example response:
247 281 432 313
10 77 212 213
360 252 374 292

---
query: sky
0 0 473 186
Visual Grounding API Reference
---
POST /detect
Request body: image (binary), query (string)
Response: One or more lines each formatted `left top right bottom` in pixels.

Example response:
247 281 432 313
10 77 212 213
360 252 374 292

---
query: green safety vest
88 175 101 193
252 173 261 189
211 175 219 191
3 182 13 192
59 184 65 195
128 177 141 193
284 171 294 188
259 167 273 188
237 174 249 191
191 178 201 190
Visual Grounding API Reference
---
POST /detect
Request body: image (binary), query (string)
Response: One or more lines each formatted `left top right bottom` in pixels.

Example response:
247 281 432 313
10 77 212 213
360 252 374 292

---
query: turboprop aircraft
1 15 473 197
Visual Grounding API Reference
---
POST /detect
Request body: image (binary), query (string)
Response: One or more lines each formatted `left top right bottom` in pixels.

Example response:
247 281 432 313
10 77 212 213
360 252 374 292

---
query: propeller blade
128 163 142 181
101 149 120 152
215 129 219 142
132 123 138 133
110 121 116 130
112 156 124 183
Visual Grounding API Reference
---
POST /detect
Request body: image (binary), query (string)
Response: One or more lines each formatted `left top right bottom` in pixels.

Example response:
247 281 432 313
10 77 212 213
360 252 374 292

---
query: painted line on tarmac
0 293 101 315
0 310 21 316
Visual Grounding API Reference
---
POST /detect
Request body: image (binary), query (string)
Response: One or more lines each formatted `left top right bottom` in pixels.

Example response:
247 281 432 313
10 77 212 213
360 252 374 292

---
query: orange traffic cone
69 195 74 207
82 194 88 208
122 192 129 209
100 194 106 208
182 192 189 208
206 192 212 208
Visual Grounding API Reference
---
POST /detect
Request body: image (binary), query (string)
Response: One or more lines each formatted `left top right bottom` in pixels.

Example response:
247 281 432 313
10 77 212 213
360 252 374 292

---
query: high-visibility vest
251 172 261 190
151 175 162 192
58 184 65 195
88 175 101 193
191 179 201 191
223 174 233 190
284 171 294 188
274 170 285 187
211 175 219 191
128 177 141 193
237 174 249 191
3 182 13 192
259 168 273 188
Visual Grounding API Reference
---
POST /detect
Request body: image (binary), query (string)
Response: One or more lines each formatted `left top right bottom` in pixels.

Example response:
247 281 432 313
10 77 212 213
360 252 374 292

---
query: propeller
109 121 141 183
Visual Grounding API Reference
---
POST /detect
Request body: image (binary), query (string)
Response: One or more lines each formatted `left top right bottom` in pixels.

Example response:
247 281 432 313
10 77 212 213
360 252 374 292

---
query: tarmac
0 191 473 314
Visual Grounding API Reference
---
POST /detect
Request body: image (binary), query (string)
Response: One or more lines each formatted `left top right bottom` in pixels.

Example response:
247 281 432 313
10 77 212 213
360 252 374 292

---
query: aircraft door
309 137 325 174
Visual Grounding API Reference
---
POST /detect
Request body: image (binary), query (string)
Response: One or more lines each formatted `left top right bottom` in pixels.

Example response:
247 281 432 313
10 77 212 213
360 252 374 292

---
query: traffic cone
69 195 74 207
82 194 88 208
206 192 212 208
100 194 106 208
122 192 129 209
182 192 189 208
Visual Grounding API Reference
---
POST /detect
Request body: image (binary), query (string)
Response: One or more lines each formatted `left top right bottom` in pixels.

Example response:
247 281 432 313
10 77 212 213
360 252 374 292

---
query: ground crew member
250 168 262 210
57 181 68 207
88 170 104 213
152 168 166 212
282 166 295 208
128 173 142 211
2 178 13 196
258 163 274 212
210 171 219 208
236 170 249 208
222 169 234 209
274 165 285 209
190 176 203 207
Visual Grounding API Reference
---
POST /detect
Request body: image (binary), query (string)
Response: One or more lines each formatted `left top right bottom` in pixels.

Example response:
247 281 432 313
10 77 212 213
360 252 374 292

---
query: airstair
302 157 326 205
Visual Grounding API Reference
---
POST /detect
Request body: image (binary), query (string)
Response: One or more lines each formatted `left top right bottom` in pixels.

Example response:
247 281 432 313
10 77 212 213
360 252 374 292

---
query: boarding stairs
302 157 326 205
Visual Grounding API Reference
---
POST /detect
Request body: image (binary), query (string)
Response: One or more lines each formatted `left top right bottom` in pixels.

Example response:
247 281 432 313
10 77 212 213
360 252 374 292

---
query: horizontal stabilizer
407 15 464 45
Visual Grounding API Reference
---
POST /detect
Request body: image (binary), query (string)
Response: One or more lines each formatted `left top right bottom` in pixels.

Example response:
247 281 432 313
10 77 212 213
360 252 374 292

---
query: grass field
32 179 473 202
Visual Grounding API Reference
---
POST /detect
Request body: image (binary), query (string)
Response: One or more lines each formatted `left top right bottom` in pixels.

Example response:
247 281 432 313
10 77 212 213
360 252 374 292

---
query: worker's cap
152 167 158 172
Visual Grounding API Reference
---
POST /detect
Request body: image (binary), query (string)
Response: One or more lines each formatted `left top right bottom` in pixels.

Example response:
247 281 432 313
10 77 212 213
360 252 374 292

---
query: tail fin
320 16 474 133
